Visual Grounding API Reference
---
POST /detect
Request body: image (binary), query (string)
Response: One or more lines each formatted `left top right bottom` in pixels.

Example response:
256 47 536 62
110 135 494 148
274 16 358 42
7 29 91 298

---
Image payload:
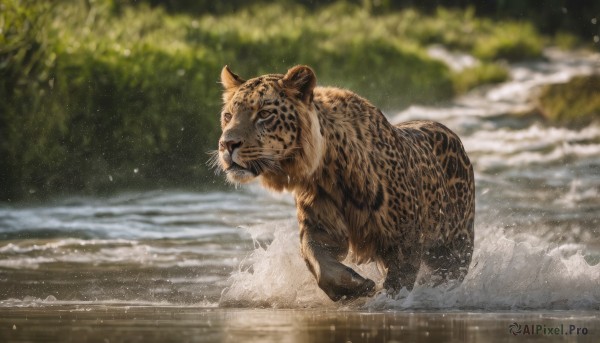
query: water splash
220 220 334 308
220 222 600 310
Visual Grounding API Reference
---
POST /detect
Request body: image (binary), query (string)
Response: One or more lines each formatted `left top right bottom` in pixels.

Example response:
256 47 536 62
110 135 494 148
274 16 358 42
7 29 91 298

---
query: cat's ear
220 65 245 102
281 65 316 104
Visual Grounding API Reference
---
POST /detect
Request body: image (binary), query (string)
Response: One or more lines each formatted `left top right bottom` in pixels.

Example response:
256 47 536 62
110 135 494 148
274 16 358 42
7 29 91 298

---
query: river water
1 50 599 316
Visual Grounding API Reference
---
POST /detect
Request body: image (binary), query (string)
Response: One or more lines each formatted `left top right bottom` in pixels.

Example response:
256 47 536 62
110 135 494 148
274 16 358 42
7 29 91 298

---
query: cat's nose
219 139 242 154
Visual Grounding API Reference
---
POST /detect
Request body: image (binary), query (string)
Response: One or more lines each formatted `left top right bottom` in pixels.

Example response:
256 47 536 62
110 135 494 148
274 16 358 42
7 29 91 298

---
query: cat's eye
222 112 232 123
257 110 274 120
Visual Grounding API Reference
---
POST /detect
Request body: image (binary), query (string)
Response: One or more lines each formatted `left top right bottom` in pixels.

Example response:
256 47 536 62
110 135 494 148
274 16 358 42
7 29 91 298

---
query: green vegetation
452 63 509 94
139 0 600 43
1 0 548 200
2 0 221 199
535 75 600 125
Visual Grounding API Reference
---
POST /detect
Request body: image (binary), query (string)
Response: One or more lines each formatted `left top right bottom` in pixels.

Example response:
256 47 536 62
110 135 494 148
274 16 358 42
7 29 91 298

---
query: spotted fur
214 65 475 301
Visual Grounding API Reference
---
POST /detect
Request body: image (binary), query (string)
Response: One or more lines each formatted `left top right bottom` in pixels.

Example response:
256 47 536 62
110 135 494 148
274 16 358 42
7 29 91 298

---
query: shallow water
0 49 599 340
1 306 599 343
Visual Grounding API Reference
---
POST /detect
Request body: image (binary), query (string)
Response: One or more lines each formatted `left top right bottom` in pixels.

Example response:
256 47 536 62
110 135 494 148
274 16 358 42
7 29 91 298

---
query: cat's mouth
225 161 261 182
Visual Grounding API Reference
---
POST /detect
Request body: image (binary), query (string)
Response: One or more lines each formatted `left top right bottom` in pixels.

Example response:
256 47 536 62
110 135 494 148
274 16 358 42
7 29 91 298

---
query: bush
535 74 600 125
473 22 544 61
452 62 509 94
1 1 224 199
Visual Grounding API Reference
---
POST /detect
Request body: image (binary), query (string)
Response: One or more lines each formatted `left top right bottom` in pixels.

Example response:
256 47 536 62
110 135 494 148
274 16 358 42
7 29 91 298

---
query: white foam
0 238 131 253
0 238 241 269
220 220 334 308
0 296 212 308
0 256 56 269
427 45 480 72
555 179 600 208
463 124 600 171
368 232 600 310
220 222 600 310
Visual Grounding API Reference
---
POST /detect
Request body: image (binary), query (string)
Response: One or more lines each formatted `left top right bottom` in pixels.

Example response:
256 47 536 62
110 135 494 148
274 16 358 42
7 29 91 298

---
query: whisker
243 146 302 153
249 157 283 175
206 150 222 174
206 147 289 177
241 153 288 161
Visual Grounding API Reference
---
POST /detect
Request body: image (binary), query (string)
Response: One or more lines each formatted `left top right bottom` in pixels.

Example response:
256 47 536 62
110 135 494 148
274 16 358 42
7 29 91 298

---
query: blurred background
1 0 599 201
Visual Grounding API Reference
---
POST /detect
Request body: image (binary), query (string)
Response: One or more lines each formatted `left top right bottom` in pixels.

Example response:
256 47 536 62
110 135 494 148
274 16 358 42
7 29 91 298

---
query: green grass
535 75 600 125
452 62 509 94
0 0 546 200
